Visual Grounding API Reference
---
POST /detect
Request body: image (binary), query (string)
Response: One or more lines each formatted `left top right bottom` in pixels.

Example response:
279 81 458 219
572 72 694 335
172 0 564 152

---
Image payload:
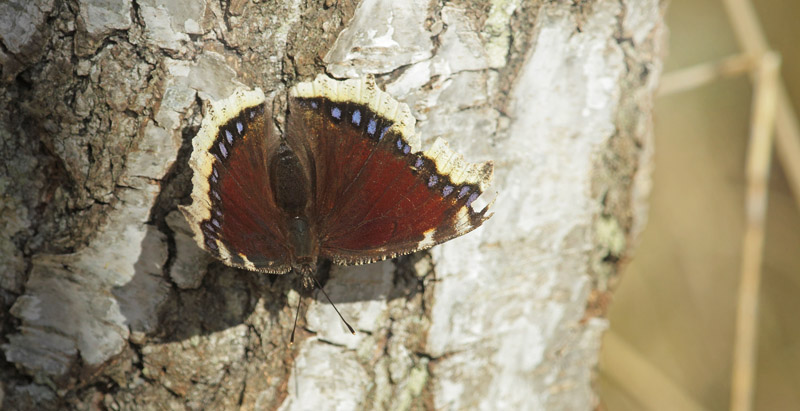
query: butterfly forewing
181 90 292 273
287 76 493 266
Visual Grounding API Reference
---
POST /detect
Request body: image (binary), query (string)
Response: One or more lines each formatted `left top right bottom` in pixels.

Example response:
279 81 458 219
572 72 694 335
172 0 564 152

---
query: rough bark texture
0 0 664 409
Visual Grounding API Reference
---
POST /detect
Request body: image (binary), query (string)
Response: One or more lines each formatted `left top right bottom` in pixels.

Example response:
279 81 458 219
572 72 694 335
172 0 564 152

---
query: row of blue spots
202 197 223 251
203 219 219 252
396 138 411 154
326 103 390 141
217 119 245 160
427 175 459 200
203 163 226 251
455 185 478 208
323 100 485 210
417 157 477 204
204 109 259 251
203 217 219 248
413 153 476 202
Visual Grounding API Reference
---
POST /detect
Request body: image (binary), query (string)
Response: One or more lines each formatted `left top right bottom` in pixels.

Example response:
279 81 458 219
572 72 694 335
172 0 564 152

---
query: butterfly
180 75 493 284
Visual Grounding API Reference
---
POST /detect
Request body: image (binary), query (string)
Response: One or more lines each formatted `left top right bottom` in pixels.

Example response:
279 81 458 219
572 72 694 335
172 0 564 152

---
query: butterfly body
181 75 493 279
269 142 318 276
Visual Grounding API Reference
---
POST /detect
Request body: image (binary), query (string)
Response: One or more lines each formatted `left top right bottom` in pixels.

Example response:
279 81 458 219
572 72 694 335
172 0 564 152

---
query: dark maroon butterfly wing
287 76 493 265
181 89 292 273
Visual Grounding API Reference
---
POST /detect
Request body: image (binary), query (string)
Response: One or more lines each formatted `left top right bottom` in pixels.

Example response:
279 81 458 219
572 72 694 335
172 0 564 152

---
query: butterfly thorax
270 143 318 279
287 216 317 280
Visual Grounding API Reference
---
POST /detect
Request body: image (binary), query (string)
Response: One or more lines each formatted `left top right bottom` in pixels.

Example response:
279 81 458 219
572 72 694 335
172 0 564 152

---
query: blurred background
599 0 800 409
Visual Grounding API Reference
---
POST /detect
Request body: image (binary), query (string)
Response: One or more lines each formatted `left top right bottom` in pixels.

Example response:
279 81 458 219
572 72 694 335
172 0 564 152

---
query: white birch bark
0 0 664 409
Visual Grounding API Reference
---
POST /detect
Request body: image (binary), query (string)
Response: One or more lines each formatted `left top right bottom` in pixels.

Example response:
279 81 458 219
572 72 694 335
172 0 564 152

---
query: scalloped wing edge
290 74 493 192
179 88 271 270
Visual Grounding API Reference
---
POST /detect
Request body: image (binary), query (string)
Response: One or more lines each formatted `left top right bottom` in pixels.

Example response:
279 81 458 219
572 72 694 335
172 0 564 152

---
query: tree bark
0 0 665 409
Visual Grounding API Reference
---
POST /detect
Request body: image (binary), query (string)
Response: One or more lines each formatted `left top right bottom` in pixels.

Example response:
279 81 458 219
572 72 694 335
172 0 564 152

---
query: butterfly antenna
311 276 355 335
290 295 303 345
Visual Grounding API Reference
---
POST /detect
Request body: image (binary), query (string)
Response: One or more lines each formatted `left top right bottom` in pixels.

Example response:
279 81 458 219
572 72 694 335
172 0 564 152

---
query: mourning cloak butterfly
181 75 493 281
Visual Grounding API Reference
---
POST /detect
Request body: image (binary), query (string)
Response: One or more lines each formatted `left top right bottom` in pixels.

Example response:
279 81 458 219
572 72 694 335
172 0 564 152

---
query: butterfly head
293 259 316 287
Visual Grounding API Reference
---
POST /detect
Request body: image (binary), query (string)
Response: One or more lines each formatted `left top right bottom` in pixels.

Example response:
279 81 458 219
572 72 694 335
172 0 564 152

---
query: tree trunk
0 0 665 409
